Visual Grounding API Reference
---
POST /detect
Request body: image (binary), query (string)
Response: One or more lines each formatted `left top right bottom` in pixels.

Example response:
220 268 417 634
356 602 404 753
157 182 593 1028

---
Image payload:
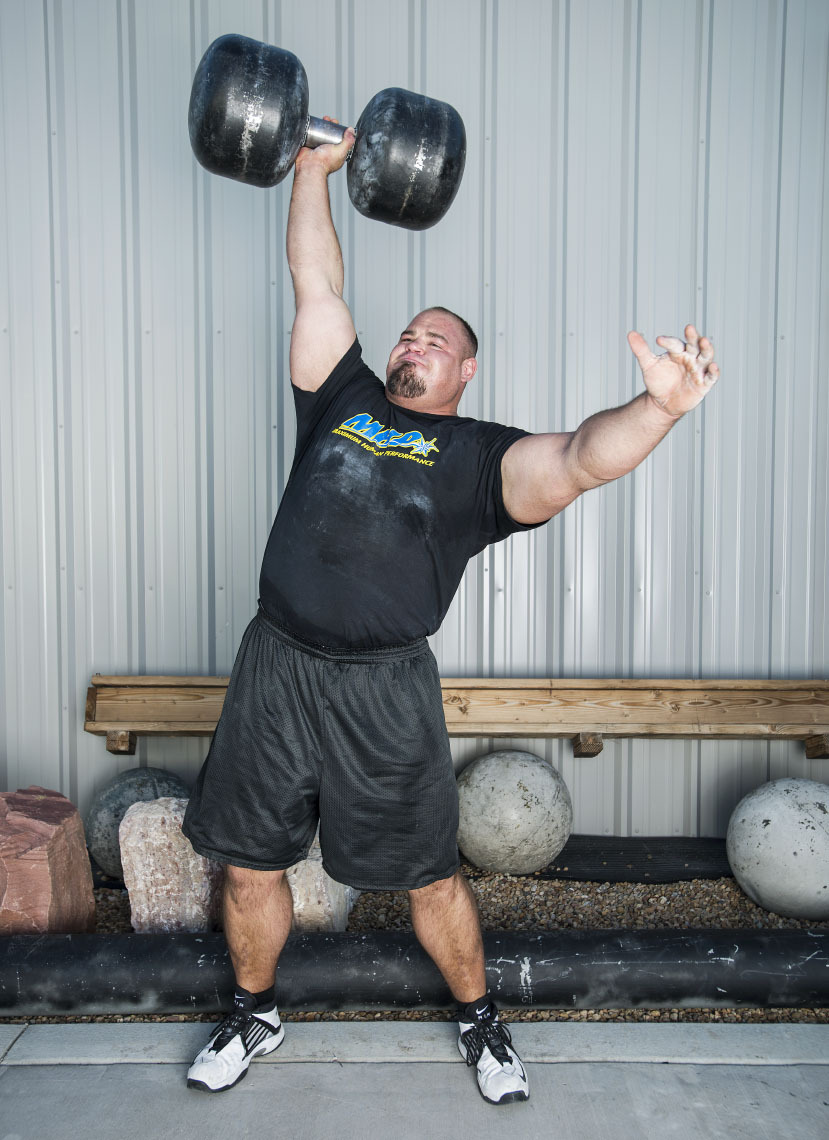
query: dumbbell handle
303 115 349 149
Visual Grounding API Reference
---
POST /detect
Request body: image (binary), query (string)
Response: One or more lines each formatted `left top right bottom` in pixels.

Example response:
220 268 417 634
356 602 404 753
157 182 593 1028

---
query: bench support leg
106 730 137 755
805 734 829 760
573 732 603 757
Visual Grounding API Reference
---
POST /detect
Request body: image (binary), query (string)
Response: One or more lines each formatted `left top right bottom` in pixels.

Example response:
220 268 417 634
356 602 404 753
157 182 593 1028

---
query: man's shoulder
295 338 385 401
450 413 533 442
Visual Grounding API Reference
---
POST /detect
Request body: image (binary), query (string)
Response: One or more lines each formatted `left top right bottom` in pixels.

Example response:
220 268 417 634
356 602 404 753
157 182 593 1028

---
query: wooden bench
85 676 829 759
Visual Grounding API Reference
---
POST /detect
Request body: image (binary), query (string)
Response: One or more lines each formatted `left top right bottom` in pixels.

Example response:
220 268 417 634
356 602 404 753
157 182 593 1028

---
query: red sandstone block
0 785 96 934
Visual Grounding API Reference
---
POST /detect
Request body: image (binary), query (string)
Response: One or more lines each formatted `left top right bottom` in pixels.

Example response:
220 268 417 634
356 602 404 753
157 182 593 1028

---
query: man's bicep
290 290 357 392
501 432 593 524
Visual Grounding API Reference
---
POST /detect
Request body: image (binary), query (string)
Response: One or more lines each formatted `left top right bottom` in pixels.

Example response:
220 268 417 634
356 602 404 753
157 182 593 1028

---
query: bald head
425 306 478 361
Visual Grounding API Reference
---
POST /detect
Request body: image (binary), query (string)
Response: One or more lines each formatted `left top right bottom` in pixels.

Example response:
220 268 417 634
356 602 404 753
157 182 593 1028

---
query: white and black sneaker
187 1001 284 1092
458 1006 529 1105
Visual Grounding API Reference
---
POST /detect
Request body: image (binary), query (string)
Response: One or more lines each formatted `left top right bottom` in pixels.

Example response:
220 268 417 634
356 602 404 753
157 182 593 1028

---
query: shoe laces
461 1018 513 1067
210 1007 254 1052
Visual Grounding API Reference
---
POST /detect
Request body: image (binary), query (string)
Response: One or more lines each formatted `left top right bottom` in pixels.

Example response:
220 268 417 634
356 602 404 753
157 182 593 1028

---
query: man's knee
409 869 463 904
224 864 287 901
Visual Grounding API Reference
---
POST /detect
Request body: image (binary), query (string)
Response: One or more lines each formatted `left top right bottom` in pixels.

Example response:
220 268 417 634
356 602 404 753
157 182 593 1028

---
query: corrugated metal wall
1 0 827 834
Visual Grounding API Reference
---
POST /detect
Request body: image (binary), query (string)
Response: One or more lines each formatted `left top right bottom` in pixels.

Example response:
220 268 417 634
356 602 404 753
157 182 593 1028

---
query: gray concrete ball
726 777 829 920
85 766 190 878
456 750 573 874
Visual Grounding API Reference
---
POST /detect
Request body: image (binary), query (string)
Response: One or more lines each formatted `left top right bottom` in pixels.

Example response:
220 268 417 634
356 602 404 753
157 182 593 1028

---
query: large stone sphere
457 750 573 874
85 766 190 878
726 777 829 919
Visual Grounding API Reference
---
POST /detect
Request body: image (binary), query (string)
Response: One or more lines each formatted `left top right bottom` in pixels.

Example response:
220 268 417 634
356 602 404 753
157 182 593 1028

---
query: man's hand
294 118 356 177
627 324 720 418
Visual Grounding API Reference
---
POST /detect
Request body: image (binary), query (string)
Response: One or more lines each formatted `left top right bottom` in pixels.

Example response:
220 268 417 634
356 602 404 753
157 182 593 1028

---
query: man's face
385 310 476 413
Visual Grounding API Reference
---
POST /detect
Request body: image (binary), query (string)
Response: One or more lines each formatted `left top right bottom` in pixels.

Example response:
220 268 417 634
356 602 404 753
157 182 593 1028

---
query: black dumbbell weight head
188 34 309 189
348 88 466 230
189 35 466 229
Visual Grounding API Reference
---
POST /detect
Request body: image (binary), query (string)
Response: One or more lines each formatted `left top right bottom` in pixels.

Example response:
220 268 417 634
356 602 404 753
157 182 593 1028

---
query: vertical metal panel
627 0 709 838
0 0 827 836
0 0 61 797
53 0 134 812
696 0 783 830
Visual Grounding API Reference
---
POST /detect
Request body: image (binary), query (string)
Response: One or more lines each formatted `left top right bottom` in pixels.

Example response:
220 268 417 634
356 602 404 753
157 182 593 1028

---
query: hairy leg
222 865 294 993
408 870 487 1003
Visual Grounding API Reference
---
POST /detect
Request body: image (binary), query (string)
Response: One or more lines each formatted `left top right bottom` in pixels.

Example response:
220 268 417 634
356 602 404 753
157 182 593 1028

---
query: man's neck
386 391 461 417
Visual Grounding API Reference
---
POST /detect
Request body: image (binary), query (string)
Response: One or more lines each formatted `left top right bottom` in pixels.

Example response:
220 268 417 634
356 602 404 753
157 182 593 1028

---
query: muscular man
182 125 719 1105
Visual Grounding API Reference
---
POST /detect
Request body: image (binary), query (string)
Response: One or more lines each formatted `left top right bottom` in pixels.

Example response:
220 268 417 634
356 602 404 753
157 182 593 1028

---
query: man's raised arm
287 124 357 392
501 326 720 524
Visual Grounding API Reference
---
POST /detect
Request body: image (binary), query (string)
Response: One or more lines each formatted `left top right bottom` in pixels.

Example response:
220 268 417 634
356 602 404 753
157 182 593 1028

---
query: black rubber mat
465 836 732 883
91 839 732 891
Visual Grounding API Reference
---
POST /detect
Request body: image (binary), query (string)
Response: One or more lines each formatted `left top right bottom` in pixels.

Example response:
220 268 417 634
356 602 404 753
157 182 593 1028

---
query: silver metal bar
302 114 347 149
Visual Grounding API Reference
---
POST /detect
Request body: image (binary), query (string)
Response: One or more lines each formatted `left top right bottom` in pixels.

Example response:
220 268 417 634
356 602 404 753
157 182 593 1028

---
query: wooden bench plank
84 676 829 756
440 686 829 728
91 675 231 687
88 675 829 690
91 686 227 726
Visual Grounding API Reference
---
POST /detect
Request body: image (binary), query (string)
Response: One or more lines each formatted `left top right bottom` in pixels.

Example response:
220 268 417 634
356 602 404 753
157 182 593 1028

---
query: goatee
387 361 427 398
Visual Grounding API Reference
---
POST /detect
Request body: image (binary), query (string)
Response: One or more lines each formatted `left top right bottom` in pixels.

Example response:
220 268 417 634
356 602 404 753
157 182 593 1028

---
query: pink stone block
120 798 223 933
0 786 96 934
286 833 360 932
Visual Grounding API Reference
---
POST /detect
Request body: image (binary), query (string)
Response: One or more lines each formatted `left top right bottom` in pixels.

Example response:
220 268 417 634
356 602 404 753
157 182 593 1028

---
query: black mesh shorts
181 606 459 891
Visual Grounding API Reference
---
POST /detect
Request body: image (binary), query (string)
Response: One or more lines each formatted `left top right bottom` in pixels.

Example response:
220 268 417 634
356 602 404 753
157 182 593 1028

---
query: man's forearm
571 392 682 488
287 165 344 297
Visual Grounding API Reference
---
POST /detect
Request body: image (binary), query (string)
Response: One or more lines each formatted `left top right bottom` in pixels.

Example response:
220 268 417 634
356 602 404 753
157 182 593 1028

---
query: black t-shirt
258 339 543 648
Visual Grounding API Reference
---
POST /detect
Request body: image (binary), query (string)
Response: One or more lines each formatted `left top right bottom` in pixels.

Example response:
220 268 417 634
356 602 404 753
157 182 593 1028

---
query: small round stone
726 777 829 919
456 750 573 875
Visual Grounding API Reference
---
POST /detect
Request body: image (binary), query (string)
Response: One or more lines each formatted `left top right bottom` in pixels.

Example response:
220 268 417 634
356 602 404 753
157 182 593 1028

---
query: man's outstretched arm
288 123 357 392
501 325 720 524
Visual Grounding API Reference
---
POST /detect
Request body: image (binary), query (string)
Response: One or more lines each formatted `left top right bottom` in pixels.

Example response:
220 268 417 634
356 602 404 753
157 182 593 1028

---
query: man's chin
387 362 427 399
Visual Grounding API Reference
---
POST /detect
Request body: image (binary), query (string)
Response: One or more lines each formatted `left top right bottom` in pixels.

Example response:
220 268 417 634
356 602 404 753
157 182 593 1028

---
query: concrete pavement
1 1022 828 1139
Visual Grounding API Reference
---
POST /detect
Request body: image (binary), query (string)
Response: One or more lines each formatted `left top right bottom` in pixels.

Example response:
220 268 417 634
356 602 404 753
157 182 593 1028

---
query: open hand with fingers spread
627 325 720 418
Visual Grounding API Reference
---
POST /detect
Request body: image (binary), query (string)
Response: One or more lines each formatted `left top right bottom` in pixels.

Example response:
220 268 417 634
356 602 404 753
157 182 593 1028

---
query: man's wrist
644 391 684 423
293 156 332 180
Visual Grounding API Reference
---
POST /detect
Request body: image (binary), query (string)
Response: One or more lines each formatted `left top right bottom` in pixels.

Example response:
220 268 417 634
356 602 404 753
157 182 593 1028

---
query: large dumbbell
188 34 466 231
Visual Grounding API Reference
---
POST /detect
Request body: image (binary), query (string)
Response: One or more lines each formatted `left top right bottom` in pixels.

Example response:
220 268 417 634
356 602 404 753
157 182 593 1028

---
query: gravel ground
92 863 829 937
3 865 826 1026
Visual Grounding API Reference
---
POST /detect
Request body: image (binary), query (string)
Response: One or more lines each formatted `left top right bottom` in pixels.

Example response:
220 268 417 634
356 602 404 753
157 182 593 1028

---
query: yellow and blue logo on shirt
332 413 439 466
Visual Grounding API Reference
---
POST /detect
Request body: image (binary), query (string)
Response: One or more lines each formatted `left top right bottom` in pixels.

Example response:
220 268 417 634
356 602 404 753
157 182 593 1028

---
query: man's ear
461 358 478 383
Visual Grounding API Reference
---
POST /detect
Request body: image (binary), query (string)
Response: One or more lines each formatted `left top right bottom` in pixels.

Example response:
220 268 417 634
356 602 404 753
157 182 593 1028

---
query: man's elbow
567 437 626 491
